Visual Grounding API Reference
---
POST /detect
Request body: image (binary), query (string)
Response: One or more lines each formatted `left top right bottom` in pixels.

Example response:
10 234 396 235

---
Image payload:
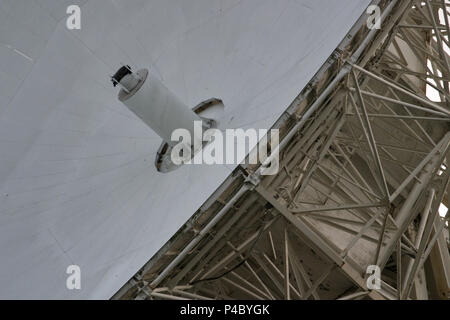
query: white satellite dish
0 0 372 299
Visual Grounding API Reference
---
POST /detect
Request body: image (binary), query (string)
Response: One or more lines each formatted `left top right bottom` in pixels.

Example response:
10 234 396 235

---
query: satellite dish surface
0 0 371 298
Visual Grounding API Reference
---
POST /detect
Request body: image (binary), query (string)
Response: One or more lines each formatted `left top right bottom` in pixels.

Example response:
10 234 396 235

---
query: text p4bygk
179 304 270 318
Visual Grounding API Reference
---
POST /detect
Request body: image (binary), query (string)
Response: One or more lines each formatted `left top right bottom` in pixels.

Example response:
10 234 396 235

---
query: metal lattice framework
114 0 450 300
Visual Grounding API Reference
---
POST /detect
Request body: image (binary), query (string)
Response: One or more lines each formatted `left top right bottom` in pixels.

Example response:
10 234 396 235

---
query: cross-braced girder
113 0 450 300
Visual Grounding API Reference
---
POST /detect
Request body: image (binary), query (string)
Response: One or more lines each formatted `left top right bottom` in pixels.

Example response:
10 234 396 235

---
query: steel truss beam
114 0 449 300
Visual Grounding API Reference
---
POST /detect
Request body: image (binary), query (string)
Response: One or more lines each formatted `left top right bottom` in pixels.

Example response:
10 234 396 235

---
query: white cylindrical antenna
111 66 204 149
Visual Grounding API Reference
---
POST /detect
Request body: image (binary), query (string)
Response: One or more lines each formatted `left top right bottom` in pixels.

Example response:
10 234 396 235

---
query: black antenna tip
111 65 132 87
